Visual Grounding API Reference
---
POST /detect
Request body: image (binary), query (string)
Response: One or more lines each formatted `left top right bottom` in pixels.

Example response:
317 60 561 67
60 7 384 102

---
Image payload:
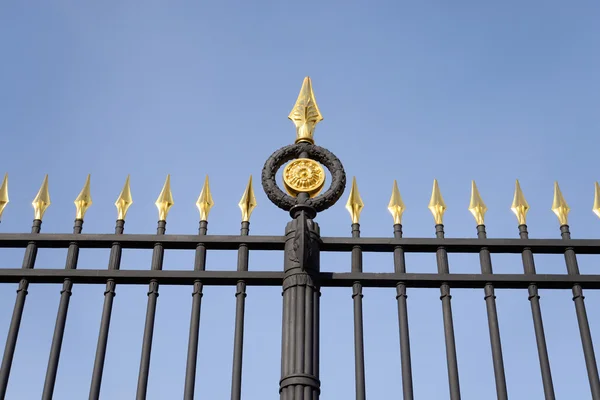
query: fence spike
552 181 570 226
0 174 8 221
468 180 487 226
594 182 600 219
288 76 323 144
155 175 174 221
196 175 214 222
74 174 93 220
346 176 364 224
115 175 133 220
388 180 405 225
510 179 529 225
428 179 446 225
32 175 51 220
239 175 257 222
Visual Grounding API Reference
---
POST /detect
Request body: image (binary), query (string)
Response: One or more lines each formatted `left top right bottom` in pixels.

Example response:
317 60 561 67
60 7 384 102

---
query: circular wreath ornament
261 142 346 213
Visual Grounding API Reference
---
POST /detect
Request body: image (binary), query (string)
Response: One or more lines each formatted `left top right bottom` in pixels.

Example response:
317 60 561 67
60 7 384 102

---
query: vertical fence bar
476 225 508 400
230 221 249 400
435 224 461 400
0 219 41 399
351 223 366 400
184 220 208 400
560 225 600 399
136 220 166 400
89 219 125 400
41 219 83 399
518 224 555 399
393 224 413 400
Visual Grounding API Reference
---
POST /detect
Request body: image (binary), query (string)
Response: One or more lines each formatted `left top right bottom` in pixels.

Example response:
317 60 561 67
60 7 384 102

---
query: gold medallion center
283 158 326 198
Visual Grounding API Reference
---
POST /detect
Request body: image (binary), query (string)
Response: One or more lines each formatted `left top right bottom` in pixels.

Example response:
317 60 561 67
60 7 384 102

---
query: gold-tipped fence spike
32 175 51 220
552 181 570 226
155 175 174 221
239 175 257 222
196 175 214 221
345 177 364 224
288 76 323 144
468 180 487 226
0 173 8 221
511 179 529 225
74 174 93 220
593 182 600 219
115 175 133 220
387 180 405 225
428 179 446 225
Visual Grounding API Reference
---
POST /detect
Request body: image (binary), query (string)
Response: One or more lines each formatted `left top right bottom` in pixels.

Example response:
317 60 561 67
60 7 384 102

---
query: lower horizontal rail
0 269 598 289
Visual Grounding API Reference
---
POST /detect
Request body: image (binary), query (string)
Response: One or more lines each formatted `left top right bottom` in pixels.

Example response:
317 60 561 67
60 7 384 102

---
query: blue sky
1 1 600 399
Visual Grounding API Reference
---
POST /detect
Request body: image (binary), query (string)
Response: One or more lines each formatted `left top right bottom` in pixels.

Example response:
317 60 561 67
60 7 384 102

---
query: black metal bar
0 219 41 399
393 224 413 400
231 221 249 400
184 220 208 400
519 224 555 399
89 219 125 400
351 223 366 400
42 219 83 400
476 225 507 400
136 220 166 400
436 224 460 400
560 225 600 399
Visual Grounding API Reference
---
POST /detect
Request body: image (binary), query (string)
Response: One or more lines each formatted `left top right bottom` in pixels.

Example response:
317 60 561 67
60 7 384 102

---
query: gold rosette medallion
283 158 326 198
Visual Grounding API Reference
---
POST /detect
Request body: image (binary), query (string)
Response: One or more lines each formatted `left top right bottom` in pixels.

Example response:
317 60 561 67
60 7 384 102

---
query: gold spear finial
428 179 446 225
388 180 405 225
239 175 257 222
32 175 51 220
0 174 8 221
551 181 570 226
594 182 600 219
155 175 174 221
196 175 214 221
288 76 323 144
74 174 93 220
468 180 487 226
115 175 133 220
346 177 364 224
511 179 529 225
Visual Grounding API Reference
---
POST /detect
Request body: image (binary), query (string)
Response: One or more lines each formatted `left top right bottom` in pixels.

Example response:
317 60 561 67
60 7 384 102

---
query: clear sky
1 1 600 399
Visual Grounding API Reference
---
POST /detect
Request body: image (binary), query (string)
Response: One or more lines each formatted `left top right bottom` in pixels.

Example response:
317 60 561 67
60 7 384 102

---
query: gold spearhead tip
551 181 570 226
511 179 529 225
345 177 364 224
468 180 487 226
155 175 174 221
387 180 405 225
196 175 214 221
239 175 257 222
288 76 323 144
0 173 8 221
115 175 133 220
74 174 93 220
594 182 600 219
32 174 51 220
428 179 446 225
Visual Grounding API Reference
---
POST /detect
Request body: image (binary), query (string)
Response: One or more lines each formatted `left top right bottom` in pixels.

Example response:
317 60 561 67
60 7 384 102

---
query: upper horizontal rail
0 233 598 254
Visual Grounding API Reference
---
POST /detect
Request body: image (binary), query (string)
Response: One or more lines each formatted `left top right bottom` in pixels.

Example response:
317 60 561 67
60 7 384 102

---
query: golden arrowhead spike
196 175 214 221
511 179 529 225
387 180 405 225
345 177 364 224
594 182 600 219
468 180 487 226
288 76 323 144
155 175 174 221
428 179 446 225
74 174 93 220
32 175 51 220
115 175 133 220
239 175 257 222
0 174 8 221
551 181 570 226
